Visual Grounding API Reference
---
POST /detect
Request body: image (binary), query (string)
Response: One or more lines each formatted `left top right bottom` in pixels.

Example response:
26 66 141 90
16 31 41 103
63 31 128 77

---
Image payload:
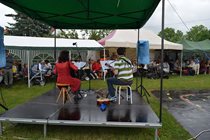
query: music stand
136 40 150 103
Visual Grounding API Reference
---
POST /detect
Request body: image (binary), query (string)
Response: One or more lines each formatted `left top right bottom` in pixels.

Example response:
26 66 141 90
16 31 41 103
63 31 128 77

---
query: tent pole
54 28 57 91
103 48 105 60
160 0 165 123
180 50 183 77
136 29 140 91
27 50 30 88
54 28 57 61
103 48 106 81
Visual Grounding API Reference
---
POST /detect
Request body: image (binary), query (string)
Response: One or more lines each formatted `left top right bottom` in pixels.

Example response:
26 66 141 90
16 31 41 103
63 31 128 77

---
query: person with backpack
106 47 133 101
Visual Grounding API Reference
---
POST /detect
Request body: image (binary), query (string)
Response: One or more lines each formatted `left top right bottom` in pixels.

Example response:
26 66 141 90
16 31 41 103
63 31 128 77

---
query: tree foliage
80 29 112 40
57 29 79 39
5 12 52 37
158 27 184 43
185 25 210 41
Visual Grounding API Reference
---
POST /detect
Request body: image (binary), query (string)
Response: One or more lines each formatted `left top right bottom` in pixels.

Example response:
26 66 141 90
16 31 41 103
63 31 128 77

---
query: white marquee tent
4 36 104 87
98 29 183 61
5 35 103 50
4 35 104 64
99 29 183 50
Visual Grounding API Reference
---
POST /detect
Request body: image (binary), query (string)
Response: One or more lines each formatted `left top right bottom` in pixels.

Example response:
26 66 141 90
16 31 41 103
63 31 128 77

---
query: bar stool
115 85 133 104
56 83 71 104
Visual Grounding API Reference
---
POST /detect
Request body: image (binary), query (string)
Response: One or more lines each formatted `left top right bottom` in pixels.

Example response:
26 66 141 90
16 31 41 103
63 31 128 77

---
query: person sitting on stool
53 50 81 101
106 47 133 101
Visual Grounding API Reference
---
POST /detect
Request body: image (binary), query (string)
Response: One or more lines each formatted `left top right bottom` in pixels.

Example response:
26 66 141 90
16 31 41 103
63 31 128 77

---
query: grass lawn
1 75 209 140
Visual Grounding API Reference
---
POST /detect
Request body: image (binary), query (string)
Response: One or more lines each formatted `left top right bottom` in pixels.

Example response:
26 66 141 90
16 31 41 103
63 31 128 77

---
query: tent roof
98 29 183 50
0 0 160 29
180 39 210 52
4 36 103 50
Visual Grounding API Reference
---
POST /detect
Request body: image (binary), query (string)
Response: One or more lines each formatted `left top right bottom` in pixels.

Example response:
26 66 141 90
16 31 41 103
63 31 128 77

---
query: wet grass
1 74 208 139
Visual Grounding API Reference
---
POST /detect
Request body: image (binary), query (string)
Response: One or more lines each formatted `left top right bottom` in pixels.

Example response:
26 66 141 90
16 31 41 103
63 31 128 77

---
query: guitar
105 63 115 71
105 63 116 76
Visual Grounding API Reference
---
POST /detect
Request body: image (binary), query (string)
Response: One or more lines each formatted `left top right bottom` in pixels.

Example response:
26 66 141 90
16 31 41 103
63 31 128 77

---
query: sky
1 0 210 34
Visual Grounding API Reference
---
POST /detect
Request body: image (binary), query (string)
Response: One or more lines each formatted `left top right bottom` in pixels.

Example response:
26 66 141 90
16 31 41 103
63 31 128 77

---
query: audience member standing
3 50 14 87
194 56 200 75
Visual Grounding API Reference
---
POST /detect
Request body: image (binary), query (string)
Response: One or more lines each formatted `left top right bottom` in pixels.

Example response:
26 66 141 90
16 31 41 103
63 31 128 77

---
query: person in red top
92 59 102 78
53 50 81 94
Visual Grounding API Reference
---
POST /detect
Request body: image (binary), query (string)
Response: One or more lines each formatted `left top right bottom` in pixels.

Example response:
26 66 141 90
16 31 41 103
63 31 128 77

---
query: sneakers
108 96 117 102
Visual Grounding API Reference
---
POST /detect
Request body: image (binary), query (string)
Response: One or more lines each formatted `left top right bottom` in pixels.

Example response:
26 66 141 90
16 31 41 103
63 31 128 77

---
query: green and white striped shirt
114 56 133 81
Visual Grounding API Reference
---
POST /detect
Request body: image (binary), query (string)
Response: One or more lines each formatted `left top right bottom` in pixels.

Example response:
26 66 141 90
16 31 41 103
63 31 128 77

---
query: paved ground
152 90 210 140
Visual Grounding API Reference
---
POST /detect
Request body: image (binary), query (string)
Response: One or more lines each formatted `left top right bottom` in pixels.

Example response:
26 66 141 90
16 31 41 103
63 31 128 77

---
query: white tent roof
4 35 103 50
98 29 183 50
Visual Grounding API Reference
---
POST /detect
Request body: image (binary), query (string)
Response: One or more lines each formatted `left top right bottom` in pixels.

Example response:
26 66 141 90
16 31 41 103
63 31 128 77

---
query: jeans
107 77 132 97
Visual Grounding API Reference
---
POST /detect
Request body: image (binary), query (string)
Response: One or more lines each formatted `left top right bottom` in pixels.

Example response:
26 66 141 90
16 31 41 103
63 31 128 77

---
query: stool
115 85 132 104
56 83 71 104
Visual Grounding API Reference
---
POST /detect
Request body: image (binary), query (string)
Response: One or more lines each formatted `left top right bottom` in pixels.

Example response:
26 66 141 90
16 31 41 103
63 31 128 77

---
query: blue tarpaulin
0 26 6 68
137 40 150 65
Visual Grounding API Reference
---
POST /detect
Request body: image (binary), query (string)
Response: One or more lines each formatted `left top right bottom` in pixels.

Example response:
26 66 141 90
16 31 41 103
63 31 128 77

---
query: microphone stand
88 58 91 91
73 43 82 80
73 42 83 98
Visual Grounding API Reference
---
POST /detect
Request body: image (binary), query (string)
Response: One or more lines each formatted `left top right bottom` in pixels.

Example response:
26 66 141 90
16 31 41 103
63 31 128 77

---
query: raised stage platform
0 89 161 138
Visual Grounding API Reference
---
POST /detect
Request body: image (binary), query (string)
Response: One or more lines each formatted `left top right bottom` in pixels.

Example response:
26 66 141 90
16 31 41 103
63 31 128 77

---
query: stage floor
0 89 161 136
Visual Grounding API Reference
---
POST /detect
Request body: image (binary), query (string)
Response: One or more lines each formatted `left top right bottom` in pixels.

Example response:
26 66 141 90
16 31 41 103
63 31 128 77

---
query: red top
54 61 80 92
92 62 101 71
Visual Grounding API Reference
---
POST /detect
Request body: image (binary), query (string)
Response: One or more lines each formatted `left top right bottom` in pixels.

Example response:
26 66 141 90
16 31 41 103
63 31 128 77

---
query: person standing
194 56 200 75
3 50 14 87
106 47 133 100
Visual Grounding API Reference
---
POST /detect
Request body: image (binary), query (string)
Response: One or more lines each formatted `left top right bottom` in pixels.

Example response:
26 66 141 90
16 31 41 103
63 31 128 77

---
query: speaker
0 26 6 68
137 40 150 65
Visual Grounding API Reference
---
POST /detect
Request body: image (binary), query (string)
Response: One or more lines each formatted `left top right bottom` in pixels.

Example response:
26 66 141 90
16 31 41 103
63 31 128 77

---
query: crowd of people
0 50 54 87
149 55 210 76
172 56 210 76
1 48 210 91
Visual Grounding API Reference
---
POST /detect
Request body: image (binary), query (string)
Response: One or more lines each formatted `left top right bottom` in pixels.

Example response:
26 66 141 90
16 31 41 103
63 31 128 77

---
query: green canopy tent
180 39 210 59
0 0 165 139
0 0 160 29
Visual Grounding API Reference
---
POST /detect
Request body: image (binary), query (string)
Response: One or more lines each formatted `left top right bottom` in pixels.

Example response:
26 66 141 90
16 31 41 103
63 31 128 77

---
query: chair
56 83 71 104
115 85 133 104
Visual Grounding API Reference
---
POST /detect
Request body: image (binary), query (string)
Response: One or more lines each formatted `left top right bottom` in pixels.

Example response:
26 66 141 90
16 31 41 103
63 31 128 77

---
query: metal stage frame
0 89 161 139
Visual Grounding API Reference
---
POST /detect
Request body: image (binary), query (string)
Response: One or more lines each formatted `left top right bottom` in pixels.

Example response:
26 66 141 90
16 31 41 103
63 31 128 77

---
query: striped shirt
114 56 133 81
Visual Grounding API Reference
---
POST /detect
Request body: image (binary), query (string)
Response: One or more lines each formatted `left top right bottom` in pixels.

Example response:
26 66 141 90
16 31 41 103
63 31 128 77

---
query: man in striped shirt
106 47 133 100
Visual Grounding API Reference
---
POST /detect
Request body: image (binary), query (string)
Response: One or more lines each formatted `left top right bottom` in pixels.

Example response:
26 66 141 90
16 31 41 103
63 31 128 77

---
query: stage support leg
0 122 2 135
44 124 47 138
155 128 158 140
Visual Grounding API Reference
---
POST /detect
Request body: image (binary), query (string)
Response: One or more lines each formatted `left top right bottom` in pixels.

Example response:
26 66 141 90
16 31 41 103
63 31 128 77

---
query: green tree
158 27 184 42
81 29 112 40
57 29 79 39
5 12 52 37
185 25 210 41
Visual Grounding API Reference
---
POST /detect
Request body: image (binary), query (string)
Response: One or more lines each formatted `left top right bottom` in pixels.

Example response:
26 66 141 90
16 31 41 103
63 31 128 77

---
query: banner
0 26 6 68
137 40 150 64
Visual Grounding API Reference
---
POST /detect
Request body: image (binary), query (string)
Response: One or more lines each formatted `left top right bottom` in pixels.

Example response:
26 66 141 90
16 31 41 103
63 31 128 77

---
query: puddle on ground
152 90 210 140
